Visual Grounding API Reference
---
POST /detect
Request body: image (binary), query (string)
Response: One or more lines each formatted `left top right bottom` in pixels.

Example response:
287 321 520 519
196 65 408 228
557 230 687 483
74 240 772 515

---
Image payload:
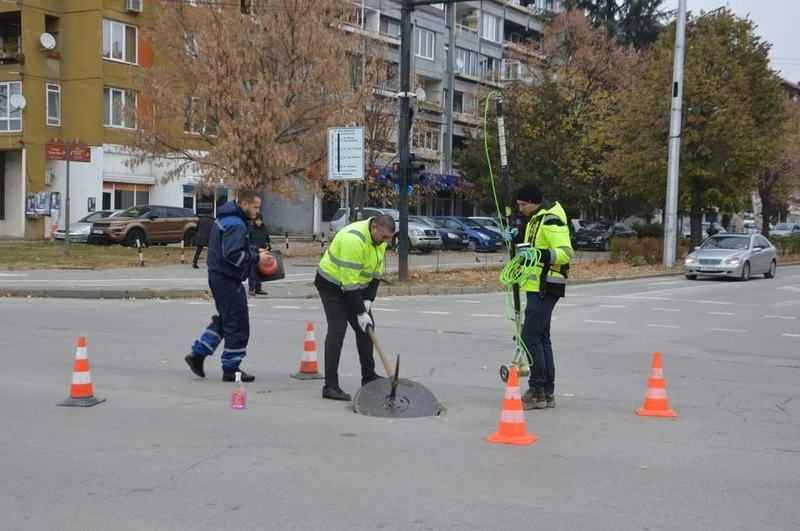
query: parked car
328 207 442 252
54 210 121 243
90 205 199 247
434 216 504 252
770 223 800 238
410 215 469 250
468 216 503 235
684 233 777 281
573 220 637 251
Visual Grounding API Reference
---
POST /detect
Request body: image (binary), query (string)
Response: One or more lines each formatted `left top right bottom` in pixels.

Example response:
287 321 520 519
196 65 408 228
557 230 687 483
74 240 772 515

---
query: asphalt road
1 266 798 530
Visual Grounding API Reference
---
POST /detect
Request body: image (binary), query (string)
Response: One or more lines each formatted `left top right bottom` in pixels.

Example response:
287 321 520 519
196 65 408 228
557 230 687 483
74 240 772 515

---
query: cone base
487 432 538 445
635 407 677 418
59 396 106 407
290 371 324 380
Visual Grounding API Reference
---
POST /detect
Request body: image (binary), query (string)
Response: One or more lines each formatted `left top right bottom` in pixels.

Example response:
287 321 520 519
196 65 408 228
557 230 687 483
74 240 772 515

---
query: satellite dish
456 57 464 70
415 87 427 102
40 32 56 51
9 94 26 111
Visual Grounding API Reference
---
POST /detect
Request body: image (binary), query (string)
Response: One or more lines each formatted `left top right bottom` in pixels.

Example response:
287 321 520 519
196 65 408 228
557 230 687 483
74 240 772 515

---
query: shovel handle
367 326 393 378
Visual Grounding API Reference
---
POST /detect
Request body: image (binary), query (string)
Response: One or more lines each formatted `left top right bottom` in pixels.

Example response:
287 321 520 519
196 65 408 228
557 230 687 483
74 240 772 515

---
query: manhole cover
353 378 439 418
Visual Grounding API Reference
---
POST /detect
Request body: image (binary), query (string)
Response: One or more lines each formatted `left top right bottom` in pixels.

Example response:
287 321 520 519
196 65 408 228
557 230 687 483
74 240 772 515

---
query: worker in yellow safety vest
504 183 574 410
314 214 396 401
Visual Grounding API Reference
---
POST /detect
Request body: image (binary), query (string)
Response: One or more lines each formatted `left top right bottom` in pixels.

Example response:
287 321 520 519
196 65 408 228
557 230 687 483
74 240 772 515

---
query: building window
184 97 217 136
46 84 61 126
456 47 480 77
413 128 440 152
105 183 150 210
103 87 137 129
0 82 22 132
102 19 138 64
415 28 435 60
481 13 501 43
379 16 399 37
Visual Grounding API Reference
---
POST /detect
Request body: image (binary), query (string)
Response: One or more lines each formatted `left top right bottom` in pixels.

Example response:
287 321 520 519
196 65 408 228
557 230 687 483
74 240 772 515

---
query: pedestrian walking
503 183 574 409
184 190 270 382
248 212 271 296
314 214 395 400
192 214 215 268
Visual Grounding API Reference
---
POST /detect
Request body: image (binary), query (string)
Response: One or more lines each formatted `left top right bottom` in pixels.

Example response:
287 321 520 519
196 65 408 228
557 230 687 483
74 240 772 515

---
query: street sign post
327 127 364 181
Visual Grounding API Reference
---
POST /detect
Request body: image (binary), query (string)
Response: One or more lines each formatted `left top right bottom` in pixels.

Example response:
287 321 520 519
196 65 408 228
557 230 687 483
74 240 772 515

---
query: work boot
361 373 385 386
322 386 351 401
545 392 556 408
223 369 255 382
184 353 206 378
522 388 546 410
192 263 199 269
254 289 268 296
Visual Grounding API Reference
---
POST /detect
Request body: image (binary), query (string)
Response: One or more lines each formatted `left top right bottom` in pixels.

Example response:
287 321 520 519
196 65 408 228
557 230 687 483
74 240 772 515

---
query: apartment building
326 0 561 222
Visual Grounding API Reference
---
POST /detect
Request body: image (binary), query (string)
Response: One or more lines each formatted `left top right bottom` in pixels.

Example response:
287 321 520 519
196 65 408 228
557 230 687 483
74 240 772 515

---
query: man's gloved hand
518 247 541 264
363 300 372 314
503 227 519 243
357 312 373 333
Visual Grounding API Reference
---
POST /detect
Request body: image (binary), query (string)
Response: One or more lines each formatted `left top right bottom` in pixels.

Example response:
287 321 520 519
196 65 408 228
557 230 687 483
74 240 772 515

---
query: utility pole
64 140 71 257
663 0 687 268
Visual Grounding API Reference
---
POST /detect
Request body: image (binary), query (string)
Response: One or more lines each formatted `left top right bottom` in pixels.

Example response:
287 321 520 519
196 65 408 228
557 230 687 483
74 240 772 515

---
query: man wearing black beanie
503 183 574 409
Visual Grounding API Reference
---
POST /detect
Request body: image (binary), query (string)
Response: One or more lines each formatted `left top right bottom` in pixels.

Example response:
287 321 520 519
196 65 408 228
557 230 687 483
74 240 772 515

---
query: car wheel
764 259 777 279
183 229 197 247
603 239 611 252
739 261 750 281
390 234 399 251
685 274 697 280
125 229 146 248
467 239 478 252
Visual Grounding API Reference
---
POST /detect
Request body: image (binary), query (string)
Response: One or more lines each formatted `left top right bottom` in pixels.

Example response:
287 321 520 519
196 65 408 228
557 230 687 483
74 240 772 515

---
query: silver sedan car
684 233 777 281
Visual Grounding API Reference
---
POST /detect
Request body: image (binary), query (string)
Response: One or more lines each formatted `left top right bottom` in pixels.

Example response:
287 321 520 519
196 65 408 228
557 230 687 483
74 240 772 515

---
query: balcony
0 12 22 65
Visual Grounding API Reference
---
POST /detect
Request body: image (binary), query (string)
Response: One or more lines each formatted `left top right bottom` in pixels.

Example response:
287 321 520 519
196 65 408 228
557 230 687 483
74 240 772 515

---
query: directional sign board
327 127 364 181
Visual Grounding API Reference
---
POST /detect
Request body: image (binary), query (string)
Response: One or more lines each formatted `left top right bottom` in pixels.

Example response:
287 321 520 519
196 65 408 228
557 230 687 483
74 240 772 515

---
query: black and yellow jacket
519 201 574 298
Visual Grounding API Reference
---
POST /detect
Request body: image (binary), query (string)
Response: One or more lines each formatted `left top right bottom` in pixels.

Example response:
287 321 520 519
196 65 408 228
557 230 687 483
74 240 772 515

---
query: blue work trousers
520 292 559 392
191 273 250 371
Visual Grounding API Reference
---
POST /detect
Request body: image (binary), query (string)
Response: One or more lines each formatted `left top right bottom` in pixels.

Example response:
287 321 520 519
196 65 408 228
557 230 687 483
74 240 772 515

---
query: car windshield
410 216 435 227
702 236 749 250
79 211 117 223
430 219 448 229
119 206 153 218
380 209 401 222
773 223 792 231
587 221 613 231
459 218 481 228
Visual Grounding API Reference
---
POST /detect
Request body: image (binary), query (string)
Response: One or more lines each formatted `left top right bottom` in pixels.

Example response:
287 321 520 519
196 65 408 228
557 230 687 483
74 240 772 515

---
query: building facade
0 0 561 239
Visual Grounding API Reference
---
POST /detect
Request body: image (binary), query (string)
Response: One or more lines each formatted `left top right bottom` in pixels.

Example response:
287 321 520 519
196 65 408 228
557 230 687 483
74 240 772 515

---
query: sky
662 0 800 84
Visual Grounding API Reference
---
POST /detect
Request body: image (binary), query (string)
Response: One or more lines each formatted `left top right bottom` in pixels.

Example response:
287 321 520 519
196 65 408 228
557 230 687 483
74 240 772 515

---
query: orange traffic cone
635 352 677 418
59 337 105 407
290 322 324 380
487 366 538 445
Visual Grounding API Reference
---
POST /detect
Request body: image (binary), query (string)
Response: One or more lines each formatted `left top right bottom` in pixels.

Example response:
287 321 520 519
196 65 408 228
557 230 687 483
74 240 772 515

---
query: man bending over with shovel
314 214 396 401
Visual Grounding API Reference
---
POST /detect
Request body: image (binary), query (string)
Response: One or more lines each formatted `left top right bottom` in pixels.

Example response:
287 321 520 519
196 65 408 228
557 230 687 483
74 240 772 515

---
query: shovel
352 326 439 418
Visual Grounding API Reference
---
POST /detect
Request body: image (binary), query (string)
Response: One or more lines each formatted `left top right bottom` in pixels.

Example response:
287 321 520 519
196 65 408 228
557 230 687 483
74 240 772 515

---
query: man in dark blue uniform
184 190 269 382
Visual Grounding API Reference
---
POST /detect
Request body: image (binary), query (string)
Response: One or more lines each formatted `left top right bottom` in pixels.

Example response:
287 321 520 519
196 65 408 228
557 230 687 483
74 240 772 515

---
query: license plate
92 229 104 234
699 267 714 272
495 241 502 246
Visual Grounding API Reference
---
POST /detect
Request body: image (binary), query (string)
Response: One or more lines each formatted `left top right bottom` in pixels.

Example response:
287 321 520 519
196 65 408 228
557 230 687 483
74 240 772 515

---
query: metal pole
398 0 413 281
496 96 520 317
443 2 456 173
663 0 687 268
64 141 71 257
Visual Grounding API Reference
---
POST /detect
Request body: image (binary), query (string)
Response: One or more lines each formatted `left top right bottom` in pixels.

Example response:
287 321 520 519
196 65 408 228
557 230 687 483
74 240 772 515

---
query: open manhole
353 377 440 418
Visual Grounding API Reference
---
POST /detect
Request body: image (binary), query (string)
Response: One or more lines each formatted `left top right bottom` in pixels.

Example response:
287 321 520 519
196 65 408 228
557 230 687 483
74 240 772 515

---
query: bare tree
130 0 358 197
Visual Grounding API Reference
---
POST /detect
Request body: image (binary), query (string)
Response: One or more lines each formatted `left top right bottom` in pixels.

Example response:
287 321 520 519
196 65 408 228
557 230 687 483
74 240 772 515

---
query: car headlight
76 226 90 234
593 236 604 242
685 256 696 264
446 232 458 238
409 229 423 236
724 257 740 265
478 233 489 240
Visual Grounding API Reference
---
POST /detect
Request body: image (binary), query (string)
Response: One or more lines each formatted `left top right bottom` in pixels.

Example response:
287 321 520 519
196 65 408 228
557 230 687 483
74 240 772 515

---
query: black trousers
520 292 559 392
191 273 250 371
315 276 377 389
192 245 204 265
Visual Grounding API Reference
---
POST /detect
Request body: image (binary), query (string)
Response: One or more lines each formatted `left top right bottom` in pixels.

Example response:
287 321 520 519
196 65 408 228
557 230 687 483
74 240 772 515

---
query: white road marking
273 305 301 309
186 302 211 305
765 315 796 320
372 308 399 312
647 281 680 286
0 273 27 277
419 311 450 315
584 319 616 324
712 328 746 333
652 307 679 312
708 311 735 316
455 300 481 304
646 324 679 329
782 333 800 338
559 303 578 307
598 304 627 308
470 313 504 318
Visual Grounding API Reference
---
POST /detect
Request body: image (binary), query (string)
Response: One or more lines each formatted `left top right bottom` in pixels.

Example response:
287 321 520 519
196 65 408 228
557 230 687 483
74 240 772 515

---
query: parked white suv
328 207 442 253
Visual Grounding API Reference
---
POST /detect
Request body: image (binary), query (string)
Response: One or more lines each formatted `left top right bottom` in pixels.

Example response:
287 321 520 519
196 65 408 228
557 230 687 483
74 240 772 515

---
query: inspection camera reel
499 335 531 383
